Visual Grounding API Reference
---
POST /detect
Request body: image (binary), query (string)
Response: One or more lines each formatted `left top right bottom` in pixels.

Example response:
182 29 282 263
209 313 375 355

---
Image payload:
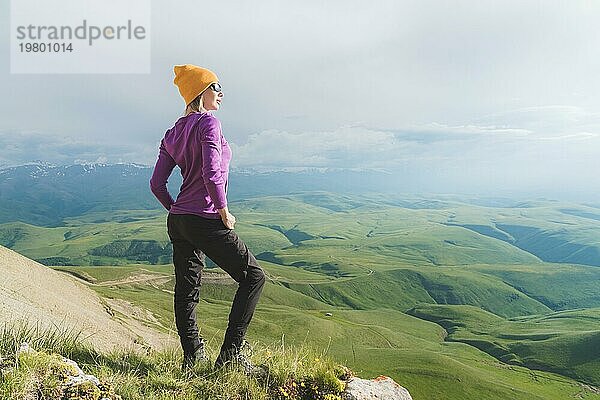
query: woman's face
202 83 223 111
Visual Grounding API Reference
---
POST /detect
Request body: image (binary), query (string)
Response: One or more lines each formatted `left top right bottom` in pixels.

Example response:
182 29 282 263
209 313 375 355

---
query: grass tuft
0 322 348 400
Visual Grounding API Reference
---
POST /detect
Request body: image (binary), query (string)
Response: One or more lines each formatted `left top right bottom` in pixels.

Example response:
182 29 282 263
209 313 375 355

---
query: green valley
2 192 600 399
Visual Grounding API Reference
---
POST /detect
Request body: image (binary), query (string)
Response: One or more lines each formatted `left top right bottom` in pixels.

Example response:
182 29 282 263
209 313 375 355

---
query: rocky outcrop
343 376 413 400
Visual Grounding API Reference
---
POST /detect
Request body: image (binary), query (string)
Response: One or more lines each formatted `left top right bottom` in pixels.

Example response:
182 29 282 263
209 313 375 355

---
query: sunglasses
209 82 222 93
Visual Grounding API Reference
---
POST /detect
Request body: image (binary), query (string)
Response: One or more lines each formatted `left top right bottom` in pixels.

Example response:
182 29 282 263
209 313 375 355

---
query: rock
342 375 413 400
18 342 33 355
16 342 121 400
61 356 116 398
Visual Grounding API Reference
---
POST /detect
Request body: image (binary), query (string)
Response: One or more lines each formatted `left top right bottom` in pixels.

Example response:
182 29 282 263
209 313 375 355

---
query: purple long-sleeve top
150 112 231 219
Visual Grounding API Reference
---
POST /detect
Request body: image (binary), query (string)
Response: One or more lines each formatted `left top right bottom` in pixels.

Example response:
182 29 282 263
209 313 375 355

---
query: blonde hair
184 92 206 116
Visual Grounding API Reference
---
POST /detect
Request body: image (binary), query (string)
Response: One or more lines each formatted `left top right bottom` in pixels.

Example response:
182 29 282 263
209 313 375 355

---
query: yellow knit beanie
173 64 219 106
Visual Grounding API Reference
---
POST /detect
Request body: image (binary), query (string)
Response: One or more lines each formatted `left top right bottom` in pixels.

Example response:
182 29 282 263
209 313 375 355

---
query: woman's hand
217 207 236 229
222 212 236 229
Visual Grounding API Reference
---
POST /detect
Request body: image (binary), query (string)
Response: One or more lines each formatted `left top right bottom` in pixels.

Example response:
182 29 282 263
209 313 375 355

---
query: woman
150 64 266 374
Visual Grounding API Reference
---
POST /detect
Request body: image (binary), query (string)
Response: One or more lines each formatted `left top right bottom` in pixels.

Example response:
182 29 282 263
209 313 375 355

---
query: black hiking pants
166 213 266 356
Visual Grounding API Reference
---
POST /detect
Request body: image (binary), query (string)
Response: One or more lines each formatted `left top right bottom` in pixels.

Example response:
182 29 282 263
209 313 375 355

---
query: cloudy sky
1 1 599 200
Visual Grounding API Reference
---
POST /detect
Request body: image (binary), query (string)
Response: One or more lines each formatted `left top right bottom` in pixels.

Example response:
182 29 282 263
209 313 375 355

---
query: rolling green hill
467 263 600 310
408 304 600 385
284 267 553 317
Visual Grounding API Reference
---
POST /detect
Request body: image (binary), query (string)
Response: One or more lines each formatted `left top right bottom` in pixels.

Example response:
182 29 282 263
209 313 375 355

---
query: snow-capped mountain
0 163 397 226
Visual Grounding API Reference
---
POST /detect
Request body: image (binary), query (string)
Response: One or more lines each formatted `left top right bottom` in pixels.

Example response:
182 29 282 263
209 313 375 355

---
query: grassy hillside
284 267 553 317
0 322 348 400
2 193 600 398
467 263 600 310
49 264 600 400
408 304 600 386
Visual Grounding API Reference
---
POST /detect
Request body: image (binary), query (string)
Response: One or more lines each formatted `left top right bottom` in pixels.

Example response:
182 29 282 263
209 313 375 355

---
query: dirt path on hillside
62 269 236 287
96 273 172 287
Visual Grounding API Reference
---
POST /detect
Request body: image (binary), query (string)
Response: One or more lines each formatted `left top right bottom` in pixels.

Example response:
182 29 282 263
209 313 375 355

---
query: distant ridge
0 163 407 226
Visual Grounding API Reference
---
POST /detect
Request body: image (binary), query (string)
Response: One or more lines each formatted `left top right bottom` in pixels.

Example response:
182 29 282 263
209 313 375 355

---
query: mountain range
0 162 562 226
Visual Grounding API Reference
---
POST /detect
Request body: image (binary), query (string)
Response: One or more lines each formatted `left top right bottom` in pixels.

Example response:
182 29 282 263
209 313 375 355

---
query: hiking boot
182 339 209 371
214 340 266 377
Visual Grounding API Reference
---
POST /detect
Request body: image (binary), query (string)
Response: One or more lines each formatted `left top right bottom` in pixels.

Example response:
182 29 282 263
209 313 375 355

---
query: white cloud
472 105 600 137
230 126 402 169
0 130 156 166
229 107 600 194
537 132 599 141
